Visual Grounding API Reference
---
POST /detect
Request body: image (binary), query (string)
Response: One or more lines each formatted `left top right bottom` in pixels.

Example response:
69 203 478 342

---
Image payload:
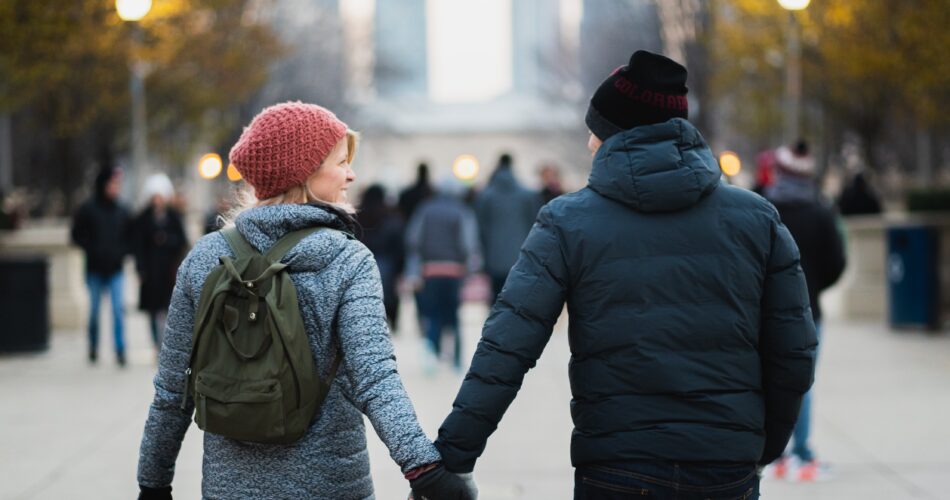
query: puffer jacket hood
588 118 721 213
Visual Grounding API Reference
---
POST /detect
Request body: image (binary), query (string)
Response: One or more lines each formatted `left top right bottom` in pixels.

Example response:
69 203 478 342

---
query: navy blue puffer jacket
435 118 817 470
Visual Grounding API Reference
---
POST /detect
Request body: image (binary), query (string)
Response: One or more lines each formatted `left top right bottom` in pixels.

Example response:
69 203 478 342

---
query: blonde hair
222 129 359 227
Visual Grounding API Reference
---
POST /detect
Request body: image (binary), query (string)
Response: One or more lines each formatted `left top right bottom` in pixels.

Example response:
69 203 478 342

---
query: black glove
138 485 172 500
409 465 475 500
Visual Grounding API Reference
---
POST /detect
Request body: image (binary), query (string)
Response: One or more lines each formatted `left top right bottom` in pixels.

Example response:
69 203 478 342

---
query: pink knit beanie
229 101 348 199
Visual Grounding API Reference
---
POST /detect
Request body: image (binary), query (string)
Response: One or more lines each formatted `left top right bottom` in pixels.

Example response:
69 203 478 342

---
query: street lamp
199 154 223 180
116 0 152 197
116 0 152 21
719 151 742 177
777 0 809 142
452 155 480 182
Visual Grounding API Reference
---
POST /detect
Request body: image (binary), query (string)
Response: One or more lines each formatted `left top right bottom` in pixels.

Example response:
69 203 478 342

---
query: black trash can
887 226 940 329
0 257 50 352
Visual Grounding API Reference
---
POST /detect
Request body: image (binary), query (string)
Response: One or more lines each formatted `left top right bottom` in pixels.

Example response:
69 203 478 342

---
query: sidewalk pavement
2 298 950 499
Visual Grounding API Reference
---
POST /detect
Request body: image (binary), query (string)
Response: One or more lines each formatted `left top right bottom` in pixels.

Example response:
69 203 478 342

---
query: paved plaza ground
2 296 950 499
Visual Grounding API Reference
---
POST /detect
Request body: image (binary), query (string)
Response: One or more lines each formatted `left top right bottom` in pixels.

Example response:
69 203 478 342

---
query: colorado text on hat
613 77 688 111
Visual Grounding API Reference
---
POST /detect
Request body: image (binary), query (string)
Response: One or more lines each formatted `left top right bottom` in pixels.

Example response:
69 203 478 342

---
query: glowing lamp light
452 155 480 181
777 0 810 10
719 151 742 177
226 163 243 182
116 0 152 21
199 153 223 180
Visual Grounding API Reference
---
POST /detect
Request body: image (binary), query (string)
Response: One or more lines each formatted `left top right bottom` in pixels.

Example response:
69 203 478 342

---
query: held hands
138 485 172 500
408 465 477 500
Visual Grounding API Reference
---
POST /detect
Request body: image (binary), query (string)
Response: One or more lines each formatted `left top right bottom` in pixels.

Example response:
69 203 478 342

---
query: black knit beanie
586 50 689 141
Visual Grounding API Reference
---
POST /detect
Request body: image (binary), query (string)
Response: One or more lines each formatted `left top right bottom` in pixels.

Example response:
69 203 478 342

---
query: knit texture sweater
137 204 440 499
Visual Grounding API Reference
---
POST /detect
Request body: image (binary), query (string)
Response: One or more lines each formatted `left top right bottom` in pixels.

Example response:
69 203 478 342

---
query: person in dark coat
764 141 846 481
538 163 565 205
837 171 882 216
475 153 541 303
357 184 405 331
434 51 817 500
71 166 132 366
398 162 434 221
405 177 481 374
133 174 189 351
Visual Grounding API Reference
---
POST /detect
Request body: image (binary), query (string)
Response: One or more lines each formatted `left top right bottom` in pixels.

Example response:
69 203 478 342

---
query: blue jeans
789 322 822 462
575 463 759 500
86 271 125 356
419 277 462 368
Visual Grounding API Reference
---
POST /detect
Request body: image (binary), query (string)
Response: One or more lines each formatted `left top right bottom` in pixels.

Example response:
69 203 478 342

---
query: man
765 141 846 481
71 166 132 366
434 50 817 499
475 153 541 303
405 177 481 374
398 162 434 222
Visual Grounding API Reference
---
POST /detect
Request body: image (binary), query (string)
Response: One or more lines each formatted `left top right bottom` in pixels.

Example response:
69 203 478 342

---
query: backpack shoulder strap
265 227 326 263
221 227 259 259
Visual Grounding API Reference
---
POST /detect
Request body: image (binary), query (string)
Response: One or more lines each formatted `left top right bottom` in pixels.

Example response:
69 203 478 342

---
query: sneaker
88 350 98 364
117 352 127 368
764 456 792 480
420 344 437 377
796 459 832 482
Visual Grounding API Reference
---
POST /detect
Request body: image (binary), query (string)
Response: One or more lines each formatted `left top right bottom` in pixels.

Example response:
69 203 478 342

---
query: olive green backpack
179 226 339 444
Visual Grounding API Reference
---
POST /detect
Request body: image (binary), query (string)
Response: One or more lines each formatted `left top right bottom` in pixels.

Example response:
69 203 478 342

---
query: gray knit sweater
137 204 440 499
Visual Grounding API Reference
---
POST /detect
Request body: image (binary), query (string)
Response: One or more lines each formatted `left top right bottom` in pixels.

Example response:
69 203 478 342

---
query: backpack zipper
179 368 192 410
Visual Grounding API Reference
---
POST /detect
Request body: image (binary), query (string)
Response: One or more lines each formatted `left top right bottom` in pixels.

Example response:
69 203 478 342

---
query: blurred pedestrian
357 184 405 332
398 162 434 221
132 174 188 352
475 153 540 303
752 149 778 195
136 102 472 500
837 171 882 215
434 51 817 500
398 162 436 336
71 166 132 366
203 196 230 234
764 140 846 482
538 163 565 204
405 177 481 374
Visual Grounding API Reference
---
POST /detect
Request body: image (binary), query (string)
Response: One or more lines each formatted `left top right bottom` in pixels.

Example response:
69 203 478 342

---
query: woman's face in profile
307 137 355 204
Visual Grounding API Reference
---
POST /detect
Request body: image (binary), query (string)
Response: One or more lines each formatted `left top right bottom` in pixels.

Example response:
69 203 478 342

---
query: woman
133 173 188 351
136 102 473 499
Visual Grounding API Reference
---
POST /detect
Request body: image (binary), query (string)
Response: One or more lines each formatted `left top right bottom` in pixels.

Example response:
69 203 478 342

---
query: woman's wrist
404 462 440 481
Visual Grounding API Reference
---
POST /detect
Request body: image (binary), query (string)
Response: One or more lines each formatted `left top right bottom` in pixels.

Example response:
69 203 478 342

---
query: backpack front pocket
194 372 286 442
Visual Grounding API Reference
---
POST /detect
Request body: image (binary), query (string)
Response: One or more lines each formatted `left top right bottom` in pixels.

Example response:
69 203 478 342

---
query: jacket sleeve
70 204 91 252
337 249 441 472
403 208 424 281
435 205 569 472
758 213 818 465
137 250 198 487
460 207 482 274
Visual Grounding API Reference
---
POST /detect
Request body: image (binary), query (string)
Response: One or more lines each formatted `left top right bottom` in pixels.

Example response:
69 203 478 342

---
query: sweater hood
234 203 357 273
588 118 721 213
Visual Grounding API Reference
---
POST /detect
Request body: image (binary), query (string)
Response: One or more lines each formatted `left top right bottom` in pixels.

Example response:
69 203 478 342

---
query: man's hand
409 465 477 500
138 485 172 500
